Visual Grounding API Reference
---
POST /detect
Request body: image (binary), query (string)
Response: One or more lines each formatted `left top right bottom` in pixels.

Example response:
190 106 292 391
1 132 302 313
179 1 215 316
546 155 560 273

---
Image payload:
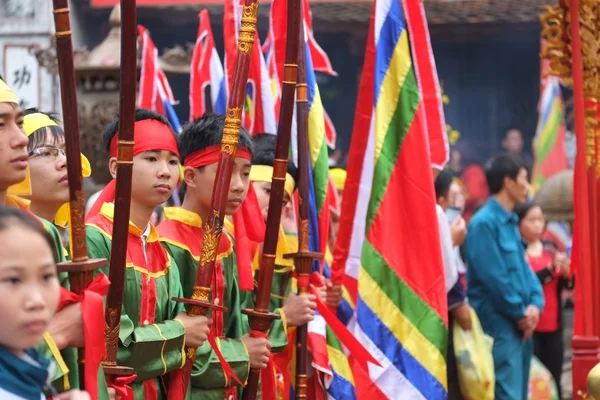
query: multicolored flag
531 77 568 192
332 0 448 398
189 10 227 120
224 0 276 135
264 0 338 147
137 25 181 132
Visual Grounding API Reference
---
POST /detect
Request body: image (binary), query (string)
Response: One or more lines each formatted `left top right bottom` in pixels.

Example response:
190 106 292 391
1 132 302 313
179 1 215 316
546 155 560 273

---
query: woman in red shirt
516 201 572 398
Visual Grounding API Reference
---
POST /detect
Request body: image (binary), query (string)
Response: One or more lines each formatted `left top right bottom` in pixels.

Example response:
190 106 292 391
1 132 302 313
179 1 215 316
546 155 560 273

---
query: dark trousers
533 329 564 400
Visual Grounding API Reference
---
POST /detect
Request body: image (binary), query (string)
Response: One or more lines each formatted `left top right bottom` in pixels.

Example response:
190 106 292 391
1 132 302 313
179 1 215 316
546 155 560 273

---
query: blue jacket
465 198 544 334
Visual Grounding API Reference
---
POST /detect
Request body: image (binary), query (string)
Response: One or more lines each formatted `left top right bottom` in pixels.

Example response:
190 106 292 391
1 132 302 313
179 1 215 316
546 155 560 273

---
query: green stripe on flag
313 141 329 212
366 67 419 231
535 109 562 163
361 240 447 355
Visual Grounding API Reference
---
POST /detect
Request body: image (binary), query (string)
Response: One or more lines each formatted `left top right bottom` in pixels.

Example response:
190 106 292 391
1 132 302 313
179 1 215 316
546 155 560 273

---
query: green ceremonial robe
158 207 288 399
38 217 110 399
86 203 187 400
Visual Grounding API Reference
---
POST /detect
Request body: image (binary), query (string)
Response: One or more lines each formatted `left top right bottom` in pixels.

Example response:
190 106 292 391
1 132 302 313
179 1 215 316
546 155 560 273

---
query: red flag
190 10 227 120
224 0 277 134
403 1 448 169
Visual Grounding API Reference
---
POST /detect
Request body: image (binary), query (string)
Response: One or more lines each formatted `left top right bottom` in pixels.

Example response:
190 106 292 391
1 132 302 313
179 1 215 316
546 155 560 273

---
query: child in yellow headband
20 110 91 228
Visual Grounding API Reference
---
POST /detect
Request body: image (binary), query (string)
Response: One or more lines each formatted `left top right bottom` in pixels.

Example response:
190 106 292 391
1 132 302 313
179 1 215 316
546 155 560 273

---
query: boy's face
0 103 28 191
27 130 69 207
111 150 179 210
0 222 59 354
252 180 291 222
190 156 251 216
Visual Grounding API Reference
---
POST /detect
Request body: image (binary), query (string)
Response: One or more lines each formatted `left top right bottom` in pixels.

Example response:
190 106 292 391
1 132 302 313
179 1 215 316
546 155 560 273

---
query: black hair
102 108 175 152
514 201 540 224
178 113 254 165
0 206 54 251
484 154 528 195
23 108 65 152
251 133 298 185
434 168 454 200
502 126 523 140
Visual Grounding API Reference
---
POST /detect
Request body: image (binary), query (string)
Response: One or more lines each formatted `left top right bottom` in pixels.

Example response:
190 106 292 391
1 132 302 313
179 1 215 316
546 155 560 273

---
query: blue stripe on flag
329 373 357 400
336 298 354 326
163 99 182 134
215 78 227 115
357 297 447 400
374 0 405 104
540 81 560 129
305 41 316 109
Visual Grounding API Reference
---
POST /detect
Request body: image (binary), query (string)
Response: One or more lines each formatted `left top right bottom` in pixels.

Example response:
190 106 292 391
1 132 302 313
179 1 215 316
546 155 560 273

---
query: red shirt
527 251 560 332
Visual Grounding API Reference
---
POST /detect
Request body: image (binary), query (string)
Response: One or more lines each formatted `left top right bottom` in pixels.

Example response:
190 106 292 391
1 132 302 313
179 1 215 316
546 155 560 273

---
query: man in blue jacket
465 154 544 400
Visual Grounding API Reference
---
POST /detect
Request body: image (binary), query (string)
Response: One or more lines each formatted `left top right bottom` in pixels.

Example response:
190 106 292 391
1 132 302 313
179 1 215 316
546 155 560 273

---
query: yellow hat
250 164 296 199
330 168 347 191
0 79 19 105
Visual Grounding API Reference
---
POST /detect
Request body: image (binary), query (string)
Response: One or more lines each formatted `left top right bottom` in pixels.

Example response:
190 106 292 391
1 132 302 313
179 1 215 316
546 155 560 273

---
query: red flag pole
568 0 600 397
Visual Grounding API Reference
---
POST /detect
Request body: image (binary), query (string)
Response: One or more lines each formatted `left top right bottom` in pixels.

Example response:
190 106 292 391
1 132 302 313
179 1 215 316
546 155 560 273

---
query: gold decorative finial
587 362 600 399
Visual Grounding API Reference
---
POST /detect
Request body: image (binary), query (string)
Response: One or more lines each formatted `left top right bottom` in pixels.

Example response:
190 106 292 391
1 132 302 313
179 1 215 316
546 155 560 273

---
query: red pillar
570 0 600 397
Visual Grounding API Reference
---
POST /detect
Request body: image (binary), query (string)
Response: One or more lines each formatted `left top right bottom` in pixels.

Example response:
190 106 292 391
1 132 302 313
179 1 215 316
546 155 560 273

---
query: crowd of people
0 76 346 399
0 63 574 400
436 128 573 400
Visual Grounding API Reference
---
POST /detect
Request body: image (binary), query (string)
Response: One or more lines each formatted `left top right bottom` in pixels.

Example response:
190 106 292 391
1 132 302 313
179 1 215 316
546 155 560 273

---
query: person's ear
108 157 118 179
184 166 197 188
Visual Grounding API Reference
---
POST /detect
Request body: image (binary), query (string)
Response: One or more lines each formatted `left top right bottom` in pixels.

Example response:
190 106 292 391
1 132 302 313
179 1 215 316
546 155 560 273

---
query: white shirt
436 204 459 293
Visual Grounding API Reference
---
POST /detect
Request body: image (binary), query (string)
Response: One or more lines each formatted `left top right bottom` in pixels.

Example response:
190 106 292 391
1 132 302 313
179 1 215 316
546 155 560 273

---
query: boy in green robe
159 114 312 399
248 134 320 396
85 109 211 399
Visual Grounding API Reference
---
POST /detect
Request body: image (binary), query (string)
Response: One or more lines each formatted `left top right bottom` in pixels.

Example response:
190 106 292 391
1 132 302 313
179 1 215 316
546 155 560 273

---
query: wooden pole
167 1 261 397
102 0 137 381
51 0 107 388
241 0 303 396
286 21 323 400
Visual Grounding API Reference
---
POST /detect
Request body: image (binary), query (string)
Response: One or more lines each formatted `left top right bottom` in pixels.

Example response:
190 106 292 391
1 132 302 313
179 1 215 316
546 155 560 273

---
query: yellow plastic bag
453 309 495 400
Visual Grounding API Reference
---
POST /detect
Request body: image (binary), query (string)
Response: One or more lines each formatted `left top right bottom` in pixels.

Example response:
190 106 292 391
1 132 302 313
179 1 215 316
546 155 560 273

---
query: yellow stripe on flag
374 30 412 162
327 345 355 384
358 267 447 389
308 86 326 165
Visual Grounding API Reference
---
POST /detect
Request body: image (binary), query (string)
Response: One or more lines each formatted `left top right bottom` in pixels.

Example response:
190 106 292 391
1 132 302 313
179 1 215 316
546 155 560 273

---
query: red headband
86 119 180 222
109 119 179 158
183 145 251 168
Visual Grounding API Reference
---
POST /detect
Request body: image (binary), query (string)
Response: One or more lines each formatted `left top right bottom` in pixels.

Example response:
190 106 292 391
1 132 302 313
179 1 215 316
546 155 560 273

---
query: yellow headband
250 164 296 199
23 113 59 136
330 168 347 191
0 79 18 104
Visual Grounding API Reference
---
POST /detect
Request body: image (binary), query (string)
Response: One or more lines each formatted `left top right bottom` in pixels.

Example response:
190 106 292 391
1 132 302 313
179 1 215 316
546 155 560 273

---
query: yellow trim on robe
43 332 71 390
239 339 251 385
214 337 230 387
125 260 171 279
274 308 288 336
99 202 159 241
4 194 30 209
152 323 169 375
172 318 187 369
161 207 234 260
164 206 203 229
